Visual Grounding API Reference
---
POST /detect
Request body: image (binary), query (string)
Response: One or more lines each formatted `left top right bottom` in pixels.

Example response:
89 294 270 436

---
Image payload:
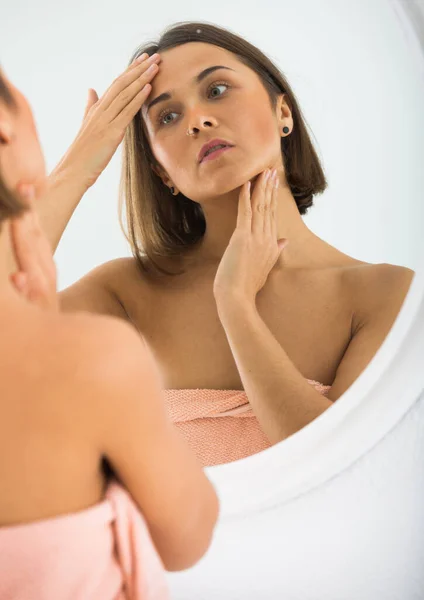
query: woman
13 22 414 468
0 66 219 598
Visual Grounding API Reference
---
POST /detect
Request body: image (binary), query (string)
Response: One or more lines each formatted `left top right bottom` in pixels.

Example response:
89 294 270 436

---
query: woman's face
142 42 290 202
0 69 47 197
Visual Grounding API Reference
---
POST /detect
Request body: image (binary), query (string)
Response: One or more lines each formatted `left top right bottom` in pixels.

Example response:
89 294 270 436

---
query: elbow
161 489 220 572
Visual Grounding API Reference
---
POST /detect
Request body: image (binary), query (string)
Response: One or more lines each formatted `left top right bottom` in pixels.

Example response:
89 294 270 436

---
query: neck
186 181 320 269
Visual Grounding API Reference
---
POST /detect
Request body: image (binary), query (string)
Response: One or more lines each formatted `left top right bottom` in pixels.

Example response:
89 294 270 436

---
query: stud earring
282 126 290 134
170 186 175 194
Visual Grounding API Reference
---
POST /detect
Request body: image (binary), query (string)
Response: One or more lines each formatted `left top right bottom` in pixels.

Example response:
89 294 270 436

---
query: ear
150 162 172 187
277 93 293 132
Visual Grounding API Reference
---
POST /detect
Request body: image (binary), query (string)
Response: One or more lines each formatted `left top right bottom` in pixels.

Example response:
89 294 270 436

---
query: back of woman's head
120 21 328 277
0 69 27 232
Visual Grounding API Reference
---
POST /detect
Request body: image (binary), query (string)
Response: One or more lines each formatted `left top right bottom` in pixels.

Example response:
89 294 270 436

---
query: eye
156 81 231 127
208 81 229 98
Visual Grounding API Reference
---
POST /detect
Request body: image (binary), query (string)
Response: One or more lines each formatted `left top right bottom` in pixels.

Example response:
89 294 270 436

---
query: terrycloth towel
0 481 169 600
164 380 332 466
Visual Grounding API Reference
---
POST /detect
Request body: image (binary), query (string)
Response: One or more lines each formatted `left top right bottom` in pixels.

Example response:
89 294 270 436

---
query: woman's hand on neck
188 182 313 270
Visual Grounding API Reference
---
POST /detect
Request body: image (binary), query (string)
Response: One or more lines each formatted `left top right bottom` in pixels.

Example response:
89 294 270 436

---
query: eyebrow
146 65 235 114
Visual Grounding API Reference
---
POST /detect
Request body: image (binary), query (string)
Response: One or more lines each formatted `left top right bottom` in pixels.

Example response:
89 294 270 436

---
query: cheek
248 110 276 146
150 132 180 170
21 121 46 182
14 110 47 186
231 95 277 152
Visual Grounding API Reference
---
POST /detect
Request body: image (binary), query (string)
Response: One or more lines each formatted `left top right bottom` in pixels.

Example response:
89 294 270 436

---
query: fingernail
135 53 148 63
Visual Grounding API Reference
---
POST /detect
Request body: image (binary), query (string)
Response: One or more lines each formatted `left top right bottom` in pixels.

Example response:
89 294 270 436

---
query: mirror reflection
53 21 415 467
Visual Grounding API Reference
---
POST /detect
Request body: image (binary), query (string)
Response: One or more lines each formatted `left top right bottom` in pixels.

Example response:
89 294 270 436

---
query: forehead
158 42 240 69
148 42 249 92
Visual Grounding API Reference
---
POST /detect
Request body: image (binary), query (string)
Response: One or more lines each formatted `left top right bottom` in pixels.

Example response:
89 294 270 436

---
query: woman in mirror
9 22 415 469
0 67 219 597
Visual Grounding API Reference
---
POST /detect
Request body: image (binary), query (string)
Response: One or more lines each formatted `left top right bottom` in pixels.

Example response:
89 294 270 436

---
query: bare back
0 309 105 525
0 303 219 571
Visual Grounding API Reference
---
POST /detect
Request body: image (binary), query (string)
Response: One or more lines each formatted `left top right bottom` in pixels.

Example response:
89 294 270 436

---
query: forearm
38 162 90 254
216 297 332 443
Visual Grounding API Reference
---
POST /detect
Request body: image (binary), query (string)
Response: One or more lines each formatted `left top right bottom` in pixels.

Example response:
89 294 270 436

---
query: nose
186 109 218 135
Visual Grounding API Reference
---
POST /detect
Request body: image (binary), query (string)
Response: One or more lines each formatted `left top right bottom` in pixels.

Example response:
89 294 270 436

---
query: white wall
1 0 423 290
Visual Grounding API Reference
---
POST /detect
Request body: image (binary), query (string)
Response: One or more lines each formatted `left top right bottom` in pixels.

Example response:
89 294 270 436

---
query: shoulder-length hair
119 21 327 277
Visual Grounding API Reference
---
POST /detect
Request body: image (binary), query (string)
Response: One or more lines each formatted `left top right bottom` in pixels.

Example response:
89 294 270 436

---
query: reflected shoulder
344 262 415 330
49 310 148 385
90 255 151 298
58 255 147 319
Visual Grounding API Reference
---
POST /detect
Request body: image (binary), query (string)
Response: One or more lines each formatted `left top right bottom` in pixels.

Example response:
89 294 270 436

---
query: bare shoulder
58 255 149 319
43 309 153 405
89 255 152 303
57 308 149 371
341 262 415 326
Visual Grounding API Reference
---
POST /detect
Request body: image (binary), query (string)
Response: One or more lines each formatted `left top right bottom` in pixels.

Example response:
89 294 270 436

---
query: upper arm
58 259 129 320
327 264 415 401
91 321 219 571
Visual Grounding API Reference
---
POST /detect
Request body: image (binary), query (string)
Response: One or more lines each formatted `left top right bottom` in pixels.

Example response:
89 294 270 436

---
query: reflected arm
217 298 332 444
327 264 415 400
216 264 414 444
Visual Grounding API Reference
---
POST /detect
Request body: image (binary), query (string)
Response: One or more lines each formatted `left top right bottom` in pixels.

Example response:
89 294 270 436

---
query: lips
198 138 234 163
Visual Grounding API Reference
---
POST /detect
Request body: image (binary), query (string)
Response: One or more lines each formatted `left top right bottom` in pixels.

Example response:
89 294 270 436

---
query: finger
16 186 56 280
278 238 289 252
113 79 155 127
25 210 57 283
10 271 28 295
128 52 149 70
17 183 35 210
83 88 99 120
252 169 270 236
109 61 160 123
26 281 49 309
10 211 46 284
236 181 252 231
9 211 31 274
10 265 46 303
264 171 276 236
270 171 278 240
100 54 161 116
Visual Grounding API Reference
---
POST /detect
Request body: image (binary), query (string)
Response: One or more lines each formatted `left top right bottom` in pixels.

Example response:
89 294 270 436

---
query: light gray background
1 0 423 290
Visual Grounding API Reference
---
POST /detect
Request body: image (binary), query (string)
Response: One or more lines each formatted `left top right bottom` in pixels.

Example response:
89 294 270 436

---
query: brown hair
119 21 328 277
0 68 27 231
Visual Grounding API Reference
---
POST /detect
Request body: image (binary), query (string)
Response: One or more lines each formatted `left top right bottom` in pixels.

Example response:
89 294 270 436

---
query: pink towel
164 380 332 466
0 481 170 600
